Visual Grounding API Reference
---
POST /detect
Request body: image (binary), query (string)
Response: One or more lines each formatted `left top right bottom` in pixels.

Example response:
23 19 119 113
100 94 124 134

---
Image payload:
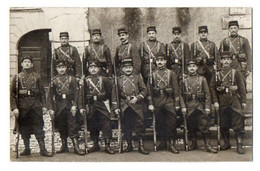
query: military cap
59 32 69 38
55 60 68 67
147 26 157 33
229 20 239 28
155 52 166 60
172 27 182 34
121 58 133 67
88 59 100 67
198 26 208 33
118 28 128 35
221 51 232 58
186 59 197 66
92 29 102 35
21 56 33 63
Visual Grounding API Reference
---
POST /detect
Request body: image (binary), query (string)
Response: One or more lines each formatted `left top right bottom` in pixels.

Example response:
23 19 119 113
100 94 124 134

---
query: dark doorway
17 29 51 87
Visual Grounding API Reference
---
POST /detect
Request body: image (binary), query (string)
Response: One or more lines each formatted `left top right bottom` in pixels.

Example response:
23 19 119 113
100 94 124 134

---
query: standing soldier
83 29 113 77
115 28 141 74
167 27 190 81
47 60 85 156
52 32 82 80
190 26 220 84
147 52 183 154
112 58 149 155
10 56 52 157
180 59 217 153
79 60 115 154
219 20 252 79
139 26 166 84
210 51 247 154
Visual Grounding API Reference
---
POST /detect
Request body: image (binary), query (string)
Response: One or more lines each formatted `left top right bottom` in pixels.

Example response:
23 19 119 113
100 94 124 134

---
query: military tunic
139 40 166 84
10 69 46 140
190 39 220 84
219 35 252 74
53 44 82 78
167 40 190 81
84 43 112 77
79 75 113 140
210 67 246 136
47 74 79 139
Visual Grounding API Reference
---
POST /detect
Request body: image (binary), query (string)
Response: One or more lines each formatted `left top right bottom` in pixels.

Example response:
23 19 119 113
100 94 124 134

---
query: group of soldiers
10 20 251 158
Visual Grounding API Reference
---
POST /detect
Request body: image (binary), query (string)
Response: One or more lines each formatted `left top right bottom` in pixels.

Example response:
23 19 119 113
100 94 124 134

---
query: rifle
113 57 122 153
181 43 189 152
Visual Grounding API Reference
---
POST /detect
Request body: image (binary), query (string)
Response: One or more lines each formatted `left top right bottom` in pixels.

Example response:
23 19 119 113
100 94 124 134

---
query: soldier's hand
129 96 138 104
49 110 55 120
181 108 187 116
148 105 155 112
80 109 86 115
175 105 180 111
13 108 19 119
42 108 47 115
71 106 77 116
205 108 211 115
214 102 219 110
242 103 247 109
114 109 120 115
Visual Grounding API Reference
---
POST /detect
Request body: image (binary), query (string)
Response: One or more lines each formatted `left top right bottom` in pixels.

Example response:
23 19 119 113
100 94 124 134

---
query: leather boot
237 135 245 154
221 133 231 151
204 137 217 153
89 138 100 153
105 139 115 154
72 138 85 155
20 138 30 156
57 138 69 154
188 134 197 151
168 138 179 154
38 139 53 157
138 139 149 155
125 138 133 152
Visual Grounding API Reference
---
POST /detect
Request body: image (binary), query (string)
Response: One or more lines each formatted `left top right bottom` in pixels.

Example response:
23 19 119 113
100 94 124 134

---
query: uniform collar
121 40 129 45
172 39 181 44
230 34 239 38
61 43 70 47
22 68 33 74
199 38 208 42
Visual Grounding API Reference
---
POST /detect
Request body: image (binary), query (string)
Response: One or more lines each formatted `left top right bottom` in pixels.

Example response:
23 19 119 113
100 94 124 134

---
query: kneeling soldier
210 51 247 154
47 60 85 155
10 56 52 157
147 52 183 154
180 59 217 153
79 60 115 154
112 58 149 155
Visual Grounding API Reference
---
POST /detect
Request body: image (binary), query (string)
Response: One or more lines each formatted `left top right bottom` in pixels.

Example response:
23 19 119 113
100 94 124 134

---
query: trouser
187 109 210 139
19 108 45 140
55 109 79 139
122 107 145 141
220 106 245 137
88 110 112 140
156 108 177 140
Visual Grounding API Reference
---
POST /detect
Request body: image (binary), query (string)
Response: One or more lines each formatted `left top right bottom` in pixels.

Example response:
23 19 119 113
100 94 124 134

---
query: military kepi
156 52 166 60
147 26 157 32
118 28 128 35
198 26 208 33
92 29 102 35
21 56 33 63
55 60 67 67
88 59 100 67
60 32 69 38
221 51 232 58
229 20 239 27
186 59 197 66
121 58 133 67
172 27 182 34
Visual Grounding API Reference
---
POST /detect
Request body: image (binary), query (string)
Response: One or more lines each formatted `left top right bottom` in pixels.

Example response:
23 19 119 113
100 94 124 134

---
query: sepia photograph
9 5 253 163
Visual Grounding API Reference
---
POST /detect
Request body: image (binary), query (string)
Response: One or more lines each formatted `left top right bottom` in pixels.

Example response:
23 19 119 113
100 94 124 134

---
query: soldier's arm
46 82 54 111
178 80 186 109
131 44 141 73
236 71 247 104
10 75 17 110
244 38 252 71
136 74 147 102
111 83 119 111
71 76 79 107
72 47 82 78
114 46 120 69
213 42 221 69
78 79 85 109
190 43 195 59
83 46 88 76
184 43 190 60
37 74 46 108
202 77 211 109
104 45 113 77
104 77 113 99
209 75 219 103
171 72 180 105
160 42 166 54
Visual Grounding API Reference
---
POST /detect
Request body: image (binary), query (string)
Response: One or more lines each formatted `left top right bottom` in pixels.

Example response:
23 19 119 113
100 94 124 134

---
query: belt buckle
192 94 196 100
27 90 30 95
62 94 66 99
225 87 229 93
93 95 97 101
232 55 236 60
175 59 179 63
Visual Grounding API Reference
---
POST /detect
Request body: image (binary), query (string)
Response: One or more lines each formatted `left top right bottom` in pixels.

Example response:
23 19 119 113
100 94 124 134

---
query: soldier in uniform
115 28 141 74
147 52 182 154
219 20 252 79
180 59 217 153
190 26 220 85
52 32 82 80
47 60 85 155
139 26 166 84
112 58 149 155
10 56 52 157
210 51 247 154
79 60 115 154
167 27 190 81
83 29 113 77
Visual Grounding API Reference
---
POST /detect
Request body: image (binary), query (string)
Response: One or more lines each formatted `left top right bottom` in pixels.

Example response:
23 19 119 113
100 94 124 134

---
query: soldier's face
187 64 198 74
88 65 100 75
56 65 67 75
60 36 69 46
173 32 181 41
119 33 129 43
122 66 133 75
147 31 157 41
221 58 232 68
92 34 101 43
199 31 208 39
229 26 239 36
156 58 167 68
21 59 33 69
